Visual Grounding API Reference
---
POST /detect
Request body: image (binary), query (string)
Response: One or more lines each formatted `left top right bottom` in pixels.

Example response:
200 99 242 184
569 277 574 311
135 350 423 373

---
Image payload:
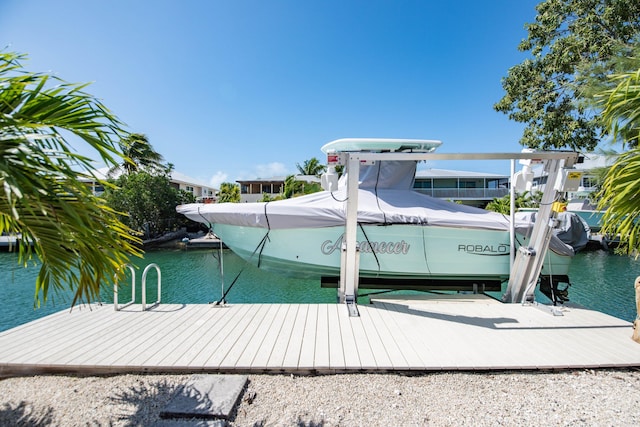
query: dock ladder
113 263 162 311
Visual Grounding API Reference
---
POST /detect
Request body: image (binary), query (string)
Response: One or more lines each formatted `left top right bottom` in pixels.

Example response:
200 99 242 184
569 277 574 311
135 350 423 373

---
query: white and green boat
177 139 588 294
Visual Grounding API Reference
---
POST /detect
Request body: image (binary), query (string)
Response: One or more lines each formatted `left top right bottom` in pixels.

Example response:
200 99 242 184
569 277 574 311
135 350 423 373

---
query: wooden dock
1 294 639 377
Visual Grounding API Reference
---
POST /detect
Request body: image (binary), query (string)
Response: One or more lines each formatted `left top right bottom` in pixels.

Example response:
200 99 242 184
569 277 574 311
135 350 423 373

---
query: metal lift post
335 150 579 316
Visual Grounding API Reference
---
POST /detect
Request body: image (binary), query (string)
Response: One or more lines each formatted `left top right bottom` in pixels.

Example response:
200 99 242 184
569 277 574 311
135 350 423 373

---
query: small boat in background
566 198 604 232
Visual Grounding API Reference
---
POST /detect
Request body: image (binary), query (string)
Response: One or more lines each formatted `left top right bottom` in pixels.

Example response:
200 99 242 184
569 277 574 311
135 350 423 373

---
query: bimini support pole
339 152 361 316
509 159 516 270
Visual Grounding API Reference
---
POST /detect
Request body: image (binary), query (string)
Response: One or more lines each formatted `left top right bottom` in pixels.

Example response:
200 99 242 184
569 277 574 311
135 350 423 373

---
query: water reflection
567 251 639 322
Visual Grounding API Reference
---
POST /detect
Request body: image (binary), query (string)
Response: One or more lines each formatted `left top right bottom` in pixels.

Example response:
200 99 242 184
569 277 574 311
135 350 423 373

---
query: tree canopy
0 51 141 306
495 0 640 151
283 175 322 199
217 182 240 203
110 133 164 175
485 191 542 215
103 165 196 239
296 157 326 176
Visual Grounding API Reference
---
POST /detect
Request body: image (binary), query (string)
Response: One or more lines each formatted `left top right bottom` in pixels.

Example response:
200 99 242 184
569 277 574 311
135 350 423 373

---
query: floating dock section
1 295 639 377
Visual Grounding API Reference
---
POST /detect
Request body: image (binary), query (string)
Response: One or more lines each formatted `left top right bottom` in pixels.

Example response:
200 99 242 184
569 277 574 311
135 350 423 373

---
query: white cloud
254 162 289 178
234 162 292 181
209 171 228 189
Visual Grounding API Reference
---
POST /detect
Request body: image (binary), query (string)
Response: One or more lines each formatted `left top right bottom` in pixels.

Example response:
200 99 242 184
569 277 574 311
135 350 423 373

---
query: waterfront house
236 170 508 207
237 175 321 203
414 169 509 208
530 153 617 199
83 167 217 203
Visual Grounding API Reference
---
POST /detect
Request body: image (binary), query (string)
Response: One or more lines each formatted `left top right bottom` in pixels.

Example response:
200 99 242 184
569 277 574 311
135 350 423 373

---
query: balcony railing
413 188 509 199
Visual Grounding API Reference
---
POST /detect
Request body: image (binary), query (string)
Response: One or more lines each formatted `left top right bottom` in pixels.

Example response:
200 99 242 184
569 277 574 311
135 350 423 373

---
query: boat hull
213 223 573 283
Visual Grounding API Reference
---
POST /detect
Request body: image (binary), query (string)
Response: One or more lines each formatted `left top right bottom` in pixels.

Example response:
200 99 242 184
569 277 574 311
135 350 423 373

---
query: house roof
88 167 215 190
169 170 212 188
237 175 321 184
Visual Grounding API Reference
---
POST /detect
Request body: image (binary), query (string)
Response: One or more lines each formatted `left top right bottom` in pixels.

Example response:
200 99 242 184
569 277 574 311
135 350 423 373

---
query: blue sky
1 0 540 187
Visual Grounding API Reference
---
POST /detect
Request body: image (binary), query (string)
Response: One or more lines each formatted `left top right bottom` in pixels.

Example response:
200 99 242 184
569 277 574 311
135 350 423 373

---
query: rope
373 161 388 225
214 202 272 304
358 222 381 275
213 230 270 305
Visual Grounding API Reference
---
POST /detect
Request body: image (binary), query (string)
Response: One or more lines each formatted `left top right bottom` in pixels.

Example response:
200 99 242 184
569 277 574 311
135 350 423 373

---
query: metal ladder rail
114 263 162 311
141 263 162 310
114 264 136 311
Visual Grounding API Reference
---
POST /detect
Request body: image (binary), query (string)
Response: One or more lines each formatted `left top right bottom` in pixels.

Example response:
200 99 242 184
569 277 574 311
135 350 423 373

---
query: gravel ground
1 369 640 426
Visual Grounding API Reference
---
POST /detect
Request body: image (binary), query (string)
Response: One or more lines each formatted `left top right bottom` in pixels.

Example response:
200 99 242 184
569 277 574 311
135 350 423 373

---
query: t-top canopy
321 138 442 153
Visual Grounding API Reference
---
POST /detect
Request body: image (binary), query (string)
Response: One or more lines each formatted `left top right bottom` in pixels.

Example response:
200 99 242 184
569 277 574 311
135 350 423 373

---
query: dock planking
1 294 639 377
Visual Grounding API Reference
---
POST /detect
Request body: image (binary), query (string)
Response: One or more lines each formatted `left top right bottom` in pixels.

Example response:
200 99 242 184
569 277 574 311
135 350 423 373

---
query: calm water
1 249 638 332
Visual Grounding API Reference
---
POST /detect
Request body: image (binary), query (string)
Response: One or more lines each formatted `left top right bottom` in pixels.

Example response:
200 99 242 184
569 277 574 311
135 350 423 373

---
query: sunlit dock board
1 295 639 376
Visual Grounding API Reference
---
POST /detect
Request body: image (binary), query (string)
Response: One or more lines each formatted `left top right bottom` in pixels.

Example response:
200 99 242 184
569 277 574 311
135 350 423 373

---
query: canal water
1 249 638 332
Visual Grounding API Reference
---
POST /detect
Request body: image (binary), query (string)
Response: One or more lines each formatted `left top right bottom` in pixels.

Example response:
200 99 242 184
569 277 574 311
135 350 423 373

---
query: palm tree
0 51 142 306
597 64 640 149
296 157 326 177
110 133 164 175
283 174 323 198
597 64 640 255
485 191 542 215
217 182 240 203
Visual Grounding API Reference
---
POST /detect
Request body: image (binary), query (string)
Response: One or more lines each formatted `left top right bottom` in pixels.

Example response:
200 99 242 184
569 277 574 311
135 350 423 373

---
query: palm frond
1 50 143 306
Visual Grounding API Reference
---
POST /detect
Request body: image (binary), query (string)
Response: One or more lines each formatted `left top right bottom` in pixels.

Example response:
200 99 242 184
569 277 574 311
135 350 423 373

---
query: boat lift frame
337 150 580 316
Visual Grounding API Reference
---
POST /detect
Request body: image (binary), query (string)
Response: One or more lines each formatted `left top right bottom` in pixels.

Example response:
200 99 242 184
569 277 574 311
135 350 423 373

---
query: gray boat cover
177 161 587 256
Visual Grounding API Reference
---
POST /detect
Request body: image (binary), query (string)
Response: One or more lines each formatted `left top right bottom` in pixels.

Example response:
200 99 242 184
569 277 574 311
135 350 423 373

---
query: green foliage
218 182 240 203
296 157 326 176
485 191 542 215
283 175 322 198
260 192 284 202
596 65 640 148
103 166 195 239
597 63 640 256
495 0 640 151
110 133 164 175
598 149 640 256
0 51 142 306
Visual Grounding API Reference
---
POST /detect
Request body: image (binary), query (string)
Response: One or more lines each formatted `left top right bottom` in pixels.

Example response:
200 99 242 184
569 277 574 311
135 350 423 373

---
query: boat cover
177 161 587 256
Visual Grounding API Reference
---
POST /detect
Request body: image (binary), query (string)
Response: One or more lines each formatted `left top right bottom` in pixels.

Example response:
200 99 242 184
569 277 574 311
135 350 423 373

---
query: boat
566 198 604 232
177 138 588 297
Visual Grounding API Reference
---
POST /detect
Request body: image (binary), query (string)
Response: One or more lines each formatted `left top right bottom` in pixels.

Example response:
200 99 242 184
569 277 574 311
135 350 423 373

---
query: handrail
141 263 162 310
113 263 162 311
114 264 136 311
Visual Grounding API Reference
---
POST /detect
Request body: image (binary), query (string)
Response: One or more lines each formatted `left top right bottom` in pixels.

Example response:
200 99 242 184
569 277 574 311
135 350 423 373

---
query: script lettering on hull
321 235 410 255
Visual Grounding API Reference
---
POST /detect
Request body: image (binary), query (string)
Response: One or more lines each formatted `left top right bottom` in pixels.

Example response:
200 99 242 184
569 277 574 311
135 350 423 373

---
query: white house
414 169 509 207
83 167 217 203
530 152 617 198
237 175 321 203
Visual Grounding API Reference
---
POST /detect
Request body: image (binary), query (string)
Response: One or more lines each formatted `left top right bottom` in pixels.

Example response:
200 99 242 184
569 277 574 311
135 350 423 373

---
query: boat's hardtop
321 138 442 153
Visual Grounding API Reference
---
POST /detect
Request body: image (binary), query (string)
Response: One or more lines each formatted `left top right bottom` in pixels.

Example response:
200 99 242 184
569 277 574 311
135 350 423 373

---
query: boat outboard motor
540 275 571 305
554 211 591 253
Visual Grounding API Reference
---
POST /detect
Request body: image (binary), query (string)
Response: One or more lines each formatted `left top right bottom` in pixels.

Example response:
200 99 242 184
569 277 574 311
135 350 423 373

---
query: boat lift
328 147 581 316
